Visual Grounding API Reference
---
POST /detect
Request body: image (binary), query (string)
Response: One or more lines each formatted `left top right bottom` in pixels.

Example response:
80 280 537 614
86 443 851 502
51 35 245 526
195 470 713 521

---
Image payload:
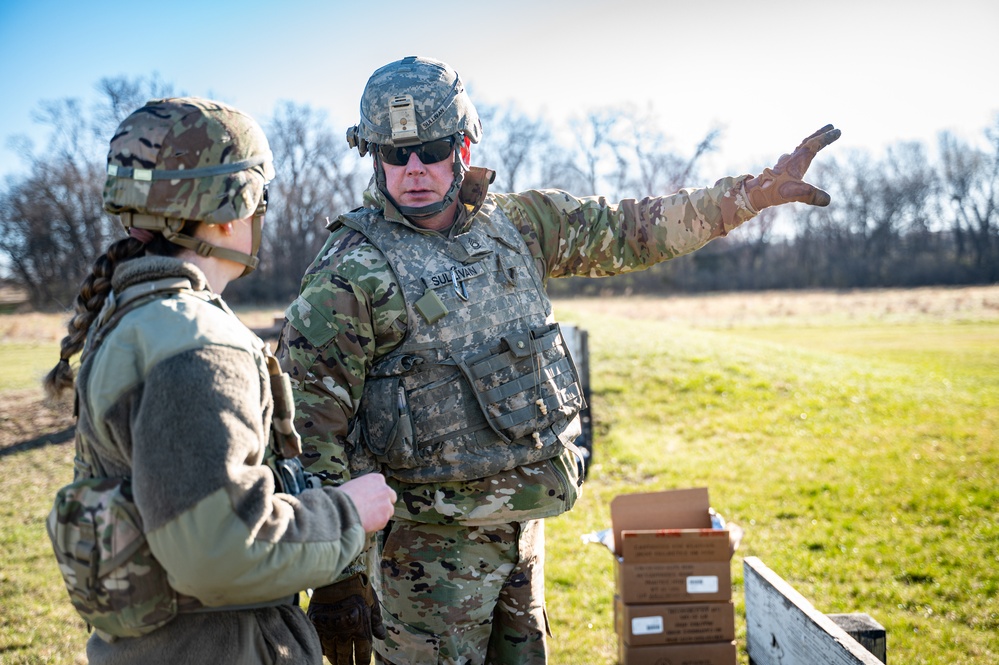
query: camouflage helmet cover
103 97 274 224
348 55 482 155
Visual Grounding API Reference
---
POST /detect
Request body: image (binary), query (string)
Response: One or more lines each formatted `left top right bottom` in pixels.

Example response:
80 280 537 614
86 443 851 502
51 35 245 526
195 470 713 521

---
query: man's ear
459 135 472 168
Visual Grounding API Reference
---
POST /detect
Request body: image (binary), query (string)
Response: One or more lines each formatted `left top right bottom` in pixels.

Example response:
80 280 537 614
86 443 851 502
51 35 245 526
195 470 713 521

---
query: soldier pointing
278 55 839 665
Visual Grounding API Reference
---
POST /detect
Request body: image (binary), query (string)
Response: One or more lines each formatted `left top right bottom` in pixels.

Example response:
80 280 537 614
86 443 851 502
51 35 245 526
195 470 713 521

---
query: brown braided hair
43 228 192 399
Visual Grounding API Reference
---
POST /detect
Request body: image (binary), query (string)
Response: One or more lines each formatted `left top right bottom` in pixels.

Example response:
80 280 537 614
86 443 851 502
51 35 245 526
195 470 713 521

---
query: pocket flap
502 332 532 359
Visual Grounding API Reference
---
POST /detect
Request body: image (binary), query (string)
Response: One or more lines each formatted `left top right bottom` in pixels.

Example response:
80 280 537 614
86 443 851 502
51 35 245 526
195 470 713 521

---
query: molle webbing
340 205 584 483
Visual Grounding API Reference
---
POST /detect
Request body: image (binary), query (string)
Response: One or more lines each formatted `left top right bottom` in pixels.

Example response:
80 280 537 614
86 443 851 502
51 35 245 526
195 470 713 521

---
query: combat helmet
346 56 482 219
103 97 274 275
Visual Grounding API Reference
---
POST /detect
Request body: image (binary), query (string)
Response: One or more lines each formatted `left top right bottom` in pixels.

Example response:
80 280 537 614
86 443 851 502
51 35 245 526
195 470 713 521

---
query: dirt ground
0 308 284 455
0 389 75 454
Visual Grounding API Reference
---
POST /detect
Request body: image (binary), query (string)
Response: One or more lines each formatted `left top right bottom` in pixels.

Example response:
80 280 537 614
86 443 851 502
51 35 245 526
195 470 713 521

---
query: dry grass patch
557 285 999 328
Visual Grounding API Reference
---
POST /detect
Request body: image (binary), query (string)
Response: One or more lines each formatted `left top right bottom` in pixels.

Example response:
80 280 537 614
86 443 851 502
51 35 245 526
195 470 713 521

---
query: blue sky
1 0 998 182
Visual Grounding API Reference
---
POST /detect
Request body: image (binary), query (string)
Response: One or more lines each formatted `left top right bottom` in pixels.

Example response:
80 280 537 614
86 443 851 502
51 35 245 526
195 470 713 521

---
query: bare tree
92 74 175 141
3 77 997 304
779 142 945 289
0 76 177 309
616 107 721 195
939 121 999 282
2 101 109 308
475 103 555 193
228 101 368 304
551 107 726 294
0 160 105 306
566 110 623 196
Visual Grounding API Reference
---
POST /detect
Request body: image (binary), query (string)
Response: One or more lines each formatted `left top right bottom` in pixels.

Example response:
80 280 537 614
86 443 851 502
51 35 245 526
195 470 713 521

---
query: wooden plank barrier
744 556 886 665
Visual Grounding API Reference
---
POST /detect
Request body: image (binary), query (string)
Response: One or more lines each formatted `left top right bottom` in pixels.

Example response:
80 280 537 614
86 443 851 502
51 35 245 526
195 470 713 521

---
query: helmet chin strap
119 211 262 277
242 213 263 277
162 216 262 277
375 149 467 222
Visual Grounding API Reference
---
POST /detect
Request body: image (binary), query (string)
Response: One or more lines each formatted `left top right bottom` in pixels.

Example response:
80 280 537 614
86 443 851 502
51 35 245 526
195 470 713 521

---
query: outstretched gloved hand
308 573 386 665
744 124 841 211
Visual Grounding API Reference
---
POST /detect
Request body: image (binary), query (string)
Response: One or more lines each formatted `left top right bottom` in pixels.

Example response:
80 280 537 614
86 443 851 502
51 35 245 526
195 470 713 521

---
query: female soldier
44 96 395 665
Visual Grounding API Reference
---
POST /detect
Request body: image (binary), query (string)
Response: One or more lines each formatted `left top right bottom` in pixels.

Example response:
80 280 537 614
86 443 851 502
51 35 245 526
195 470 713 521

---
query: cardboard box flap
610 487 712 553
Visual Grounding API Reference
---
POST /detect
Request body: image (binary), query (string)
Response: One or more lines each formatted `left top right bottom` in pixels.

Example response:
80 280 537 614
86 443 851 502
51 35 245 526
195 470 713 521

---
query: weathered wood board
744 556 885 665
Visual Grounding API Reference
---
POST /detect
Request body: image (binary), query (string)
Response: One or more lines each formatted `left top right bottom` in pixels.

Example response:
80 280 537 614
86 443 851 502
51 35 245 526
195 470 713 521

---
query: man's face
381 149 455 210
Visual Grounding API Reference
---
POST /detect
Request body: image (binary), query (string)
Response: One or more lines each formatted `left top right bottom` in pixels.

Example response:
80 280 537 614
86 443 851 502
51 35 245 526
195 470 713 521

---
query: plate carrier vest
339 201 585 483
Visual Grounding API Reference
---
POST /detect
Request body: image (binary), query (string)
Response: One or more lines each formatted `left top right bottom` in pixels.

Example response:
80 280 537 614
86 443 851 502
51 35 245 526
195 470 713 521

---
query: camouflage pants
370 518 549 665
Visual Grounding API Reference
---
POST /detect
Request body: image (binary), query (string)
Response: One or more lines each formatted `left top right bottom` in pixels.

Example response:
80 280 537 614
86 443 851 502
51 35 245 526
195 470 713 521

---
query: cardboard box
618 640 737 665
610 487 734 604
615 597 736 646
616 560 732 604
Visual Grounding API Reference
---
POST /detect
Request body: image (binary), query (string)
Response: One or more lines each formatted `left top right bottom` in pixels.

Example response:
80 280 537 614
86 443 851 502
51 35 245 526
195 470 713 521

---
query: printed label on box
686 575 719 594
631 616 664 636
617 561 732 603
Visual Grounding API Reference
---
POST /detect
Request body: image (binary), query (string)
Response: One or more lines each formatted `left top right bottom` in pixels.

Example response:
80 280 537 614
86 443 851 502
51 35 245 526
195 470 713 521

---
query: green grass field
0 344 57 392
545 292 998 664
1 288 996 664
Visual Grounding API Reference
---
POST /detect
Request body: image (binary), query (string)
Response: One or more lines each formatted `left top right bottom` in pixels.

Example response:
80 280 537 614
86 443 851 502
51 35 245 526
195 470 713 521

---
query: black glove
307 574 386 665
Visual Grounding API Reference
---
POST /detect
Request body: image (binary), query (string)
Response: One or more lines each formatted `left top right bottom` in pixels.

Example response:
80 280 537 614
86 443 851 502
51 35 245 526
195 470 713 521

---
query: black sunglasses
377 137 455 167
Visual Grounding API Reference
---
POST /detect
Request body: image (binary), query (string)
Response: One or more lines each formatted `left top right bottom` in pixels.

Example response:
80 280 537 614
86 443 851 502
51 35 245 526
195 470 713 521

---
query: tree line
1 76 996 310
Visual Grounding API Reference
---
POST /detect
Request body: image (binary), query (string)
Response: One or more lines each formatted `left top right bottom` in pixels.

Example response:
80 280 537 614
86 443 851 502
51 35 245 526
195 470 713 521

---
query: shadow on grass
0 426 74 458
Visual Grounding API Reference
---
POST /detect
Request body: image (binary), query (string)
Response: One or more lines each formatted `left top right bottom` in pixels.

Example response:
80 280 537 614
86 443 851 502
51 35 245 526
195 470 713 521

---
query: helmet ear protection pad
346 124 370 157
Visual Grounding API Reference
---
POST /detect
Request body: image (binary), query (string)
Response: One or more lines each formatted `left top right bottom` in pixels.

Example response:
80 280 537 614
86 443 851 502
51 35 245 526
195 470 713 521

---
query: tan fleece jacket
76 256 364 665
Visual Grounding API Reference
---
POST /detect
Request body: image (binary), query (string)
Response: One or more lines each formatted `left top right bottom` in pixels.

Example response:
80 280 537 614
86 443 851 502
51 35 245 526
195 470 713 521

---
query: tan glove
745 124 841 211
307 574 386 665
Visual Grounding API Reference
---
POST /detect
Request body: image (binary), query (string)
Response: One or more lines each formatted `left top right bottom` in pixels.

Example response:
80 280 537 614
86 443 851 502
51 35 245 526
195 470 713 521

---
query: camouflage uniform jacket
77 256 365 665
279 167 757 531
